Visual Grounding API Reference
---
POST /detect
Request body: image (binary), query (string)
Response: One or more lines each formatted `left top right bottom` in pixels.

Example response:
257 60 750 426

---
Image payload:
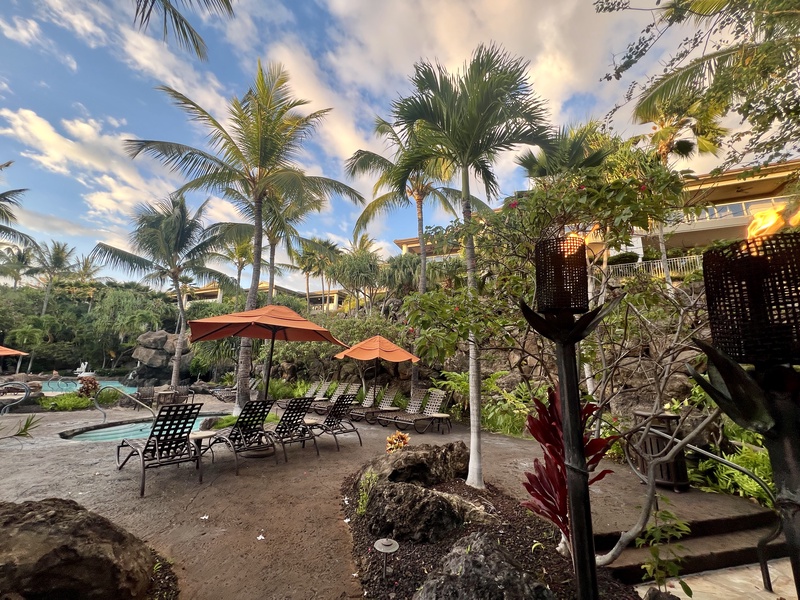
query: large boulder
413 532 556 600
131 346 170 369
364 481 494 543
0 498 154 599
136 330 168 350
357 441 469 488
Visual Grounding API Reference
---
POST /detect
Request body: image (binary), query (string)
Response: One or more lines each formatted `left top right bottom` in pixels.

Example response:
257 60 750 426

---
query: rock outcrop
128 330 192 385
0 498 154 599
413 532 556 599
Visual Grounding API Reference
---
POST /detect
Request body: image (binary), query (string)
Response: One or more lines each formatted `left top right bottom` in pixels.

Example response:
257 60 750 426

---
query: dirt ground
0 396 739 599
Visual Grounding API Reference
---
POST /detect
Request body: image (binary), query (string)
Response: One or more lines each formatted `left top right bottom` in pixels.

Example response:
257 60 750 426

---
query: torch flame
747 208 784 239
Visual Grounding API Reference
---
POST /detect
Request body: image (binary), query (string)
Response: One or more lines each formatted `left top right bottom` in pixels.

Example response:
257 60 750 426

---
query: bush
96 388 122 405
606 251 640 266
268 379 295 400
212 413 278 429
40 393 92 411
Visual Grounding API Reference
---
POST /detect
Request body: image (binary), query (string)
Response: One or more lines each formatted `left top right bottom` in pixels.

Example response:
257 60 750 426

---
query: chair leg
138 455 146 497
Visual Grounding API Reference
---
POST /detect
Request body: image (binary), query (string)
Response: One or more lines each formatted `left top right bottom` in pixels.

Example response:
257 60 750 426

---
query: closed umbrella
189 305 346 404
334 335 419 393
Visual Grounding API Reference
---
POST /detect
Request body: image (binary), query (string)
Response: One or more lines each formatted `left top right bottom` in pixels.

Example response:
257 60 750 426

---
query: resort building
182 281 349 312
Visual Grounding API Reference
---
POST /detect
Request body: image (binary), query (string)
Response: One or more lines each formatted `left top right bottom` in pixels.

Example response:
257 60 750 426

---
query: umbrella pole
262 337 275 402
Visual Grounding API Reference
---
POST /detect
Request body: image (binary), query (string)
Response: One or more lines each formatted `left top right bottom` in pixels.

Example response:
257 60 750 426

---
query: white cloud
0 15 78 71
0 108 174 221
37 0 111 48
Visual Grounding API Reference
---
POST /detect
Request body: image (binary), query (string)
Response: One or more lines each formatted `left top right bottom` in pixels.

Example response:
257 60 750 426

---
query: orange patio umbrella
0 345 29 376
189 305 346 402
334 335 419 392
0 345 28 357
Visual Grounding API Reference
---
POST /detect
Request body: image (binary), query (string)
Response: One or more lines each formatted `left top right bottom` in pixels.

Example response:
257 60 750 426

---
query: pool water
42 380 137 394
64 413 226 442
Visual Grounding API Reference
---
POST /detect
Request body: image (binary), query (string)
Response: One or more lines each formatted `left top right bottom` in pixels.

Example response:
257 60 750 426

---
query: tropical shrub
386 432 410 454
521 388 618 543
606 251 640 265
77 376 100 398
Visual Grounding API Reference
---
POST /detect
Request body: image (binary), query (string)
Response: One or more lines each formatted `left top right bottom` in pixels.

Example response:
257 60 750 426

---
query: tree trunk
170 275 187 388
462 167 484 489
41 279 53 317
305 274 310 314
236 194 264 412
267 241 277 305
412 194 426 391
657 222 674 299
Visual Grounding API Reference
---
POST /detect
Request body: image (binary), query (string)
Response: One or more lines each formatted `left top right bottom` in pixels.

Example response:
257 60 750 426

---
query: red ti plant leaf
521 387 619 542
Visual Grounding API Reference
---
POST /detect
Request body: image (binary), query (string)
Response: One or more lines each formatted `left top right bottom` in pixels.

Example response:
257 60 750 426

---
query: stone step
594 506 778 552
608 524 789 585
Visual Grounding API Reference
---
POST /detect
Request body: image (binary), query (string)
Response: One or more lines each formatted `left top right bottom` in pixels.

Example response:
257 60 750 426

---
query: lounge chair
134 386 155 408
351 385 399 424
115 403 204 497
274 379 330 411
305 393 361 451
266 396 318 462
377 388 449 433
204 399 276 474
210 387 236 403
311 382 360 415
173 385 194 404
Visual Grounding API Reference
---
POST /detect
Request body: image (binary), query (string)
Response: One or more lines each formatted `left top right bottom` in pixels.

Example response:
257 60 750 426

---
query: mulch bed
342 474 641 599
147 549 179 600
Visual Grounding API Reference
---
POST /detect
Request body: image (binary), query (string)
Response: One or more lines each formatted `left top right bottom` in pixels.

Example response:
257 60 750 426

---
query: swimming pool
41 380 138 394
61 413 227 442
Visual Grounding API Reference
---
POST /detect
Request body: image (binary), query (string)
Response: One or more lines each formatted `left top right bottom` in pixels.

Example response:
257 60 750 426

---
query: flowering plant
385 432 410 454
77 376 100 398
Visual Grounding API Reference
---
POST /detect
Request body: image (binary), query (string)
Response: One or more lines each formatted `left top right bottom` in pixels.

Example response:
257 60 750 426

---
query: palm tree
516 124 612 183
209 235 254 310
0 161 36 247
31 241 76 317
634 93 728 294
0 245 35 288
346 117 465 294
132 0 234 61
125 61 362 407
90 195 231 387
392 43 550 489
315 238 342 313
291 239 324 314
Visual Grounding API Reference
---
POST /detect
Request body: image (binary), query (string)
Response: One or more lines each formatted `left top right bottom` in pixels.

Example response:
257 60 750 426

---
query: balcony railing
603 255 703 280
684 194 794 224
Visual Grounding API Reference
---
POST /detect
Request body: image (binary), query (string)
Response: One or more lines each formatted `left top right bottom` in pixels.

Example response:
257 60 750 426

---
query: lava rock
413 532 556 600
0 498 154 599
358 441 469 488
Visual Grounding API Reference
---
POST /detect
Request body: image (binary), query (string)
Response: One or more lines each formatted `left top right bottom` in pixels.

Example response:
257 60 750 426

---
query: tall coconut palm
31 241 76 317
315 238 342 313
290 238 324 314
132 0 234 61
125 61 363 407
90 195 231 387
346 117 465 294
392 43 550 489
634 93 728 295
209 235 254 310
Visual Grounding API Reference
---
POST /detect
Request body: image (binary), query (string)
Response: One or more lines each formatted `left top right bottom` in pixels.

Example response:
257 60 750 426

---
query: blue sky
0 0 694 292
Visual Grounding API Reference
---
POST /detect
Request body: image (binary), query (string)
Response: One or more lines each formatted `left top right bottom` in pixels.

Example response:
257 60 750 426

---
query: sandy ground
0 396 767 599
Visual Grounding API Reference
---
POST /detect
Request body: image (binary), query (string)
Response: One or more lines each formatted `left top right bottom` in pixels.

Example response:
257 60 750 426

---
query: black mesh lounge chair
377 388 448 433
266 396 318 462
310 382 360 415
116 403 203 497
352 385 399 424
205 399 276 475
305 393 361 451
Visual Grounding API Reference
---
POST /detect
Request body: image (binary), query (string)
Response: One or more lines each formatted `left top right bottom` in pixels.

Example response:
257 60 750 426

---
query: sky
0 0 712 293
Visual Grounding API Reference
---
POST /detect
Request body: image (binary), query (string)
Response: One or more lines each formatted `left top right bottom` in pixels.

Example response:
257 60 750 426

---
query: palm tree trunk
267 242 277 305
411 196 426 391
462 167 483 489
305 274 310 314
236 194 264 412
171 276 187 388
41 279 53 317
235 266 243 310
